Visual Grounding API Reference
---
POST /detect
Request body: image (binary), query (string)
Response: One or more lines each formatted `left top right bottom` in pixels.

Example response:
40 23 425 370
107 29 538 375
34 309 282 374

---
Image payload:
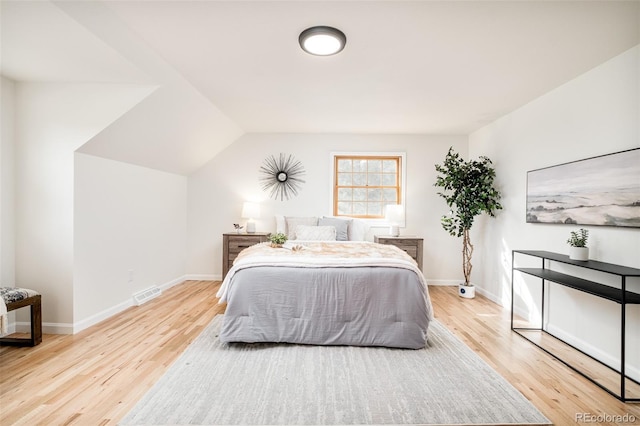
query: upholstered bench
0 287 42 346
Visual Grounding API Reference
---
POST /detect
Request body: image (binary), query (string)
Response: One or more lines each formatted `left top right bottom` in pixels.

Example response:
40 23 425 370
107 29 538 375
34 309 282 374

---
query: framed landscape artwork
526 148 640 228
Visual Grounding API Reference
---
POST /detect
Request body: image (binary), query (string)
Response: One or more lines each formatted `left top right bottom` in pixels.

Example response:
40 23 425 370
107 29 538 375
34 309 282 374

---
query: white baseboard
14 321 74 335
73 275 188 334
436 282 532 319
430 281 534 320
546 323 640 382
157 275 189 292
1 323 16 336
426 279 459 286
475 286 500 303
20 275 189 335
475 285 537 322
11 308 74 334
475 283 640 382
10 276 215 336
72 298 134 334
185 274 220 281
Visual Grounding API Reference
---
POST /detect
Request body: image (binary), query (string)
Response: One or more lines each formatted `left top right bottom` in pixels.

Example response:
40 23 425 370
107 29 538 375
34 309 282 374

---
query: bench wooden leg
0 294 42 347
30 296 42 346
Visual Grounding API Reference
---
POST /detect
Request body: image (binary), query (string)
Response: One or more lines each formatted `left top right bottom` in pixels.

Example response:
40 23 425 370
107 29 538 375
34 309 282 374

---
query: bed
216 236 434 349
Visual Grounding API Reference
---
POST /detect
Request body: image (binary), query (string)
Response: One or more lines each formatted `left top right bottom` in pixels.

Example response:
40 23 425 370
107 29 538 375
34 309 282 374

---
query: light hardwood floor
1 281 638 425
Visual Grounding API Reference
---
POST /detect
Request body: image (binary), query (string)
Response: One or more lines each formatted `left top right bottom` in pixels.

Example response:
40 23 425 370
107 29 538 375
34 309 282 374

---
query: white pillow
319 217 351 241
284 216 319 240
276 215 368 240
348 218 370 241
295 225 336 241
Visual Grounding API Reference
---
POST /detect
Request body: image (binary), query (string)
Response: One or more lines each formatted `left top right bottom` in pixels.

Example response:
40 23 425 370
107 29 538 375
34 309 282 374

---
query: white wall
470 45 640 378
1 76 16 286
14 82 156 332
74 153 187 332
187 133 468 282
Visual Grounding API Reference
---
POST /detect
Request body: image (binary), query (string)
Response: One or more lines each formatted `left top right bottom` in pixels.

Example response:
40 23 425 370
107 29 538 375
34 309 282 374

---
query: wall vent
133 286 162 306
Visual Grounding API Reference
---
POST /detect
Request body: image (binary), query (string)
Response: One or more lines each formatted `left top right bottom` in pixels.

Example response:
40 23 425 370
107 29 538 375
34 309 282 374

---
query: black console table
511 250 640 402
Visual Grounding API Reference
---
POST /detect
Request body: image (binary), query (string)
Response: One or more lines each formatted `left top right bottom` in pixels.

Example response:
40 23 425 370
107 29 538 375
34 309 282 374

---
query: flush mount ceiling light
299 26 346 56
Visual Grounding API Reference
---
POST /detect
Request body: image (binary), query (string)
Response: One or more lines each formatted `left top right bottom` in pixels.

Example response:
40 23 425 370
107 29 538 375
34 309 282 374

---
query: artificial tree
434 147 502 286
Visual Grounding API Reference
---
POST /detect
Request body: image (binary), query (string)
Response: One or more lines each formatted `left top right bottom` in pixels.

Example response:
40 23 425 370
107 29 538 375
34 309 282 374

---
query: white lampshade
241 202 261 233
241 202 260 219
385 204 404 223
385 204 404 237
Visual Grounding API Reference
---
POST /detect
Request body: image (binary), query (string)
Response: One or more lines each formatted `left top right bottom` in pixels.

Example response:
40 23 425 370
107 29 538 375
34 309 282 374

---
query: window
333 154 403 218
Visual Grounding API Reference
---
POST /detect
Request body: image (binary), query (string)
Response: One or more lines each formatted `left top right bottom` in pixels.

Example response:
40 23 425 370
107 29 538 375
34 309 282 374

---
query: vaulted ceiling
2 1 638 174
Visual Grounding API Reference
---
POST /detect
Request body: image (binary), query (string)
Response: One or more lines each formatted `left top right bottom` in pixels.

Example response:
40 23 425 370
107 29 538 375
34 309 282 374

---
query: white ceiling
2 0 639 173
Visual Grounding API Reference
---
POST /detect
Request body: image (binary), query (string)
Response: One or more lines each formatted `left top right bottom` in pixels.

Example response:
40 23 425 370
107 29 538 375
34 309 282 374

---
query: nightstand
222 232 269 280
374 235 424 271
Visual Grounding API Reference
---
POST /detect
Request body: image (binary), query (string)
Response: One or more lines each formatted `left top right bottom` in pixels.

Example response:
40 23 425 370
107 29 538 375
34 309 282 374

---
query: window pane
368 202 382 216
383 188 398 202
353 159 367 172
337 173 352 186
367 159 382 172
353 173 366 186
353 202 367 215
382 160 397 173
382 173 396 186
367 188 382 201
338 188 352 200
353 188 367 201
337 202 351 215
368 173 382 186
337 159 352 172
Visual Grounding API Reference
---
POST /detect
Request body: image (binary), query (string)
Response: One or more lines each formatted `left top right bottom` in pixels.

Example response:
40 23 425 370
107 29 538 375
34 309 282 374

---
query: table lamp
241 202 261 233
385 204 404 237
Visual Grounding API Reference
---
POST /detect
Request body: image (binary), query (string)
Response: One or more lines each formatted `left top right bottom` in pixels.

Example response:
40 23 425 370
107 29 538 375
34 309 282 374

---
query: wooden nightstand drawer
222 232 269 280
394 244 417 258
374 235 424 271
228 237 261 255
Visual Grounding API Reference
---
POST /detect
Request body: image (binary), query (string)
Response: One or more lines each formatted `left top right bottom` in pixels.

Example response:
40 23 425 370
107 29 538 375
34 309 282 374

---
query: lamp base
389 225 399 237
246 221 256 233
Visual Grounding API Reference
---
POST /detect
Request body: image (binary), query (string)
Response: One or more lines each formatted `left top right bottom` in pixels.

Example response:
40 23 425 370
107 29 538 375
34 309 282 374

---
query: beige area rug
121 315 550 425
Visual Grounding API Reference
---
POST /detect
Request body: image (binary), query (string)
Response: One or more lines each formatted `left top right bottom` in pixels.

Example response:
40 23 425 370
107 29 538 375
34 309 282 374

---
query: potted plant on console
434 148 502 299
567 228 589 261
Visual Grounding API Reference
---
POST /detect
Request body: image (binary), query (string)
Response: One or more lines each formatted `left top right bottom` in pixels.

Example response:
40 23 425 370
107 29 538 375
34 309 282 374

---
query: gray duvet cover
217 241 433 349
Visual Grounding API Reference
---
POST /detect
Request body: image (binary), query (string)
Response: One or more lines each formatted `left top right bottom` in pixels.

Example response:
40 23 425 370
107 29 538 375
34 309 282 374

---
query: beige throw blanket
217 241 425 304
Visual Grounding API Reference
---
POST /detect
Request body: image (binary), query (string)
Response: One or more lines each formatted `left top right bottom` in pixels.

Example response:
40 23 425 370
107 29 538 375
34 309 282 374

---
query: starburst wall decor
259 153 306 201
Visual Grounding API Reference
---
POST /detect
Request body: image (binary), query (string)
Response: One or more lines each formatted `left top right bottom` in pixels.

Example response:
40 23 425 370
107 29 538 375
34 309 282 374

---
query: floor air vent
133 286 162 306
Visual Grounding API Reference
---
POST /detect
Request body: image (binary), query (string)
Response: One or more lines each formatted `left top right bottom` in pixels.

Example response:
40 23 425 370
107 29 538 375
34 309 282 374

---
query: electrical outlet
128 269 134 283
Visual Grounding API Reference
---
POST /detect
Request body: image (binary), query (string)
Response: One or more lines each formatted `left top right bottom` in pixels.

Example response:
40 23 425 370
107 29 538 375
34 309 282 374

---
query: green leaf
434 147 502 236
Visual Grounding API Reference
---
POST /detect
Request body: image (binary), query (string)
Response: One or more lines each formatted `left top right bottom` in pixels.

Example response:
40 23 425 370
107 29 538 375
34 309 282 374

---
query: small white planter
458 284 475 299
569 246 589 261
